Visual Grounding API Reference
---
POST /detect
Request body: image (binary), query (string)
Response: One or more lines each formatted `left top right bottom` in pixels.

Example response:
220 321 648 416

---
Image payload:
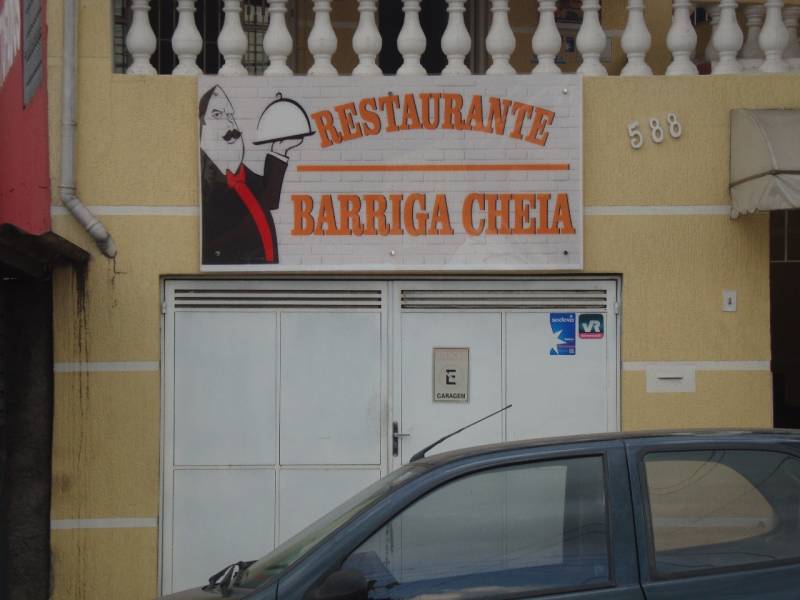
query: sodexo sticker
578 314 604 339
549 313 576 356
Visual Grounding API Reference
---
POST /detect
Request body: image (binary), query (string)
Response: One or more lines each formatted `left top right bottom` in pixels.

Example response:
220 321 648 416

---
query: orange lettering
311 110 342 148
377 95 401 132
420 93 441 129
465 95 490 133
338 195 363 235
429 194 454 235
537 193 557 234
364 195 389 235
335 102 363 142
462 193 485 235
485 97 512 135
487 194 511 234
401 93 422 130
291 195 315 235
511 194 537 234
552 193 575 234
404 193 427 236
524 107 555 146
314 195 340 235
509 102 533 140
443 94 465 130
358 97 382 136
389 194 403 235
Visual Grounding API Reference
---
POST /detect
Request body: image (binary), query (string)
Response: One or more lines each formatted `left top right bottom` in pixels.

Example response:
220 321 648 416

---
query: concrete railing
124 0 800 76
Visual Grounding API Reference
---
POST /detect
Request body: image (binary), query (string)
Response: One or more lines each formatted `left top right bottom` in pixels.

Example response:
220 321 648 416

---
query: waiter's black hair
198 85 221 128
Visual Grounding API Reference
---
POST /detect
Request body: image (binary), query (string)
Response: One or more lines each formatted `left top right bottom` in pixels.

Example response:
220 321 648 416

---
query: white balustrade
761 0 790 71
218 0 247 75
264 0 293 75
785 6 800 70
621 0 653 75
712 0 743 73
172 0 202 75
126 0 156 74
577 0 608 76
486 0 515 74
398 0 427 75
308 0 338 75
442 0 471 74
532 0 561 73
666 0 698 75
740 5 765 72
352 0 382 75
705 5 721 66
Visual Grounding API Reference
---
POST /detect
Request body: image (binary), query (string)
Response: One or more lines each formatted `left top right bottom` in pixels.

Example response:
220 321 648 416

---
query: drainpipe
59 0 117 258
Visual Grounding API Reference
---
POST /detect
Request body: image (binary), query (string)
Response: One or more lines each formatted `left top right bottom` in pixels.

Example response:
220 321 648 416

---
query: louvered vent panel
173 288 382 309
401 289 608 311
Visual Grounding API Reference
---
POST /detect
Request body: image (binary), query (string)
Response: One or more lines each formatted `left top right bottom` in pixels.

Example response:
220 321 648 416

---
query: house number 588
628 113 682 149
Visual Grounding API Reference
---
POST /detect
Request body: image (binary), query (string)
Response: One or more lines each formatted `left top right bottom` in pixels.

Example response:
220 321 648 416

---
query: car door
276 442 644 600
626 435 800 600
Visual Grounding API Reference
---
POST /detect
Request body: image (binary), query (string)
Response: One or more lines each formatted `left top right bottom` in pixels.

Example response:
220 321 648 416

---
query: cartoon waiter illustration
199 85 314 264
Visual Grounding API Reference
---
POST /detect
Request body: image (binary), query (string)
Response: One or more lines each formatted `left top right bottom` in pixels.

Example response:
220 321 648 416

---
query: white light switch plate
722 290 737 312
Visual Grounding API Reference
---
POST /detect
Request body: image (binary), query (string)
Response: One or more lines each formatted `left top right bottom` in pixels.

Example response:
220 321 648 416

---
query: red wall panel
0 0 51 235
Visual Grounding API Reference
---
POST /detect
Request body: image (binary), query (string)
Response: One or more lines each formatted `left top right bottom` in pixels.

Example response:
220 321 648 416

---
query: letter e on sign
433 348 469 403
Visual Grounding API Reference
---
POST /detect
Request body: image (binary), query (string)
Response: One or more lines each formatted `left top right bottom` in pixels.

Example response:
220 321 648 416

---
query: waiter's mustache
223 129 242 142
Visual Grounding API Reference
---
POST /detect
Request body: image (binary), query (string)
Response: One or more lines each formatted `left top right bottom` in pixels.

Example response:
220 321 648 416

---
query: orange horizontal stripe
297 163 570 173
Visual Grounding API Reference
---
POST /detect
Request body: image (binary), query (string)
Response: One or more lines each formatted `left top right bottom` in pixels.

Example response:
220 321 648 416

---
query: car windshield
238 465 423 589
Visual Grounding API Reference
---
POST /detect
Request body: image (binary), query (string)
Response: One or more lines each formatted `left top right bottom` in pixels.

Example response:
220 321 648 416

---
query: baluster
486 0 516 74
218 0 247 75
172 0 202 74
712 0 743 73
532 0 562 73
126 0 156 74
760 0 790 72
442 0 471 74
308 0 338 75
739 5 765 72
577 0 608 75
398 0 427 74
666 0 698 75
264 0 293 74
784 6 800 70
705 5 721 67
352 0 382 75
621 0 653 75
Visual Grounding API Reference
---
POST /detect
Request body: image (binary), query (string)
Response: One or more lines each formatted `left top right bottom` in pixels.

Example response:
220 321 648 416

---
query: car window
643 449 800 577
341 456 610 599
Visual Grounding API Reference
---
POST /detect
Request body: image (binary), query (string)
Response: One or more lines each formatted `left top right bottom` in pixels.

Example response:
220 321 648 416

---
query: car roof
413 428 800 468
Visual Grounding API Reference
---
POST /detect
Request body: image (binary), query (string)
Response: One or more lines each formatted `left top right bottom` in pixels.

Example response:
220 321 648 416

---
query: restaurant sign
198 75 582 271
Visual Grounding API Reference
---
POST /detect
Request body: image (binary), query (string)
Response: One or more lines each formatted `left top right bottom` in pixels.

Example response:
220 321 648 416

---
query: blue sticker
578 314 604 339
549 313 576 355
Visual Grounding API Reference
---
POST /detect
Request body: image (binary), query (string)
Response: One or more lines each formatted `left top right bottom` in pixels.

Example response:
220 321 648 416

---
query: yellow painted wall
45 1 797 599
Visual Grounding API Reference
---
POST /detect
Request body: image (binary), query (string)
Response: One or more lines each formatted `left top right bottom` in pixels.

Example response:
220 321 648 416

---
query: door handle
392 421 410 457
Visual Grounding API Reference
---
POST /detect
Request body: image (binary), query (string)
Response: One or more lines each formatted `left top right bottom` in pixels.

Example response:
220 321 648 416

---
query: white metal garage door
160 278 618 594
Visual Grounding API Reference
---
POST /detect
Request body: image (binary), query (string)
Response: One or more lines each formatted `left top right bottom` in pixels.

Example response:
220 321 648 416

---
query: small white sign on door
433 348 469 403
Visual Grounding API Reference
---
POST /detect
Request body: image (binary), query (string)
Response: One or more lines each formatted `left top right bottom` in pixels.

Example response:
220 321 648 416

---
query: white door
161 281 388 594
162 278 619 593
391 280 618 466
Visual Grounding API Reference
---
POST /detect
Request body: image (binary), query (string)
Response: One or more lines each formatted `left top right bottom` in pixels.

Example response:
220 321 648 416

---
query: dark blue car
161 430 800 599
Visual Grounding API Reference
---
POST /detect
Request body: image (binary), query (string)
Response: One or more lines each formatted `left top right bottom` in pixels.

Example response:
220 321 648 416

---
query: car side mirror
307 569 368 600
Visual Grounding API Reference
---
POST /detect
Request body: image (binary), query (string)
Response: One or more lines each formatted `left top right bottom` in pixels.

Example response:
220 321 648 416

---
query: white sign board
433 348 470 403
198 75 582 271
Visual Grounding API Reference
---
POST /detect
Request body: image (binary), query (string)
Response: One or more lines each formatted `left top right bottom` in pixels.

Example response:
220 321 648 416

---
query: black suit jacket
201 152 287 264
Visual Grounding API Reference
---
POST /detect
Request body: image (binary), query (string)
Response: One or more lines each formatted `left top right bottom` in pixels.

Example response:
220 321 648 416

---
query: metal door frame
159 275 621 593
389 277 621 470
159 279 390 594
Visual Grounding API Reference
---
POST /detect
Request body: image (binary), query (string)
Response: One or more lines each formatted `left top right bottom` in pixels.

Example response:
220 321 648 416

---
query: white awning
730 109 800 219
